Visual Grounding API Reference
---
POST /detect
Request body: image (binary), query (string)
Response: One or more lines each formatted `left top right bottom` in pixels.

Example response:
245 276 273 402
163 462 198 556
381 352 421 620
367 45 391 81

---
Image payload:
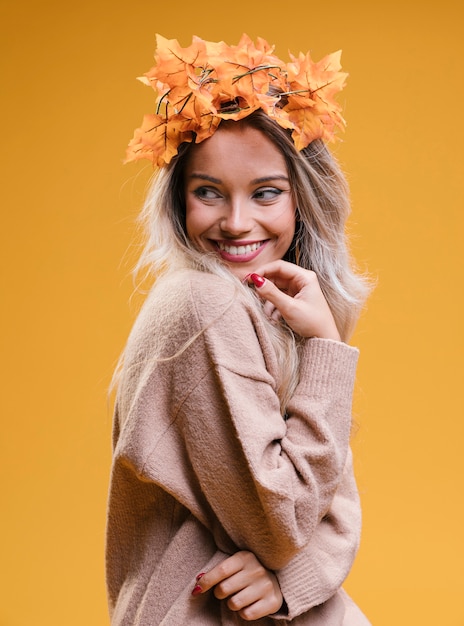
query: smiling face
184 123 296 280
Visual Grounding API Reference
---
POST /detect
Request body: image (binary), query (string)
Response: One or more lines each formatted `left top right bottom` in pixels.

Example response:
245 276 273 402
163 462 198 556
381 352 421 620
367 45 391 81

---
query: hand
248 261 341 341
192 551 283 621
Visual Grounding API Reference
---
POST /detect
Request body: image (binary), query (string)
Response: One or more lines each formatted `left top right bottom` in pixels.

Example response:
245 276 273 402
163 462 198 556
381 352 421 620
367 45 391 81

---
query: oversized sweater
106 269 370 625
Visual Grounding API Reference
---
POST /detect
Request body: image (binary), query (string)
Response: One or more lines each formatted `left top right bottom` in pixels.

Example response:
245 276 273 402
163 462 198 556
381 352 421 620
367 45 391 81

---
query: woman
106 35 371 624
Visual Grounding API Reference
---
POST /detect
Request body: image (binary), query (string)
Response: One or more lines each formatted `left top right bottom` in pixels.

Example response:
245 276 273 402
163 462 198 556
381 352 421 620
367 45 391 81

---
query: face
184 124 296 280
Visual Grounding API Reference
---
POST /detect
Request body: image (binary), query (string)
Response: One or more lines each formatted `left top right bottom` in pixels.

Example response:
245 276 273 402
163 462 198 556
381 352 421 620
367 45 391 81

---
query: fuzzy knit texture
106 269 370 625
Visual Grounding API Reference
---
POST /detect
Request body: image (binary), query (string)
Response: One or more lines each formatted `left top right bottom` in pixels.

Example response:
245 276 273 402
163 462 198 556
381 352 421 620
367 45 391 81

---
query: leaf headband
126 34 348 168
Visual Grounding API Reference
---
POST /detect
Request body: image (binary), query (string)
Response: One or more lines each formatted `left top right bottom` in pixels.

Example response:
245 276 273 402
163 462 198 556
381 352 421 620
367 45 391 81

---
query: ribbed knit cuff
273 549 345 620
298 338 359 401
273 558 327 619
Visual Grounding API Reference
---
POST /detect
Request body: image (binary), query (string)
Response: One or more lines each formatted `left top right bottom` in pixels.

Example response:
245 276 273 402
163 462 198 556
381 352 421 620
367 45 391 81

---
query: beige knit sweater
106 269 370 625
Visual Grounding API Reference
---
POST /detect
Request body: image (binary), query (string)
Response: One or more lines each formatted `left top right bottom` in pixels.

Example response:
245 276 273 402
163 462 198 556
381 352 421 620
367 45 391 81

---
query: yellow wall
1 1 463 624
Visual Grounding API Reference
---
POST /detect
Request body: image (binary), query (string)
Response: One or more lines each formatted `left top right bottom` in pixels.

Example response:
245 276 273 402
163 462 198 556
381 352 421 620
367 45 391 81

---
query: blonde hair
120 111 370 411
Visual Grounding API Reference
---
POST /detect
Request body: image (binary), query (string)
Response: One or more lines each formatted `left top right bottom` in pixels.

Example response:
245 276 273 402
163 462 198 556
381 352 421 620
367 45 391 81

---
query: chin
224 265 250 281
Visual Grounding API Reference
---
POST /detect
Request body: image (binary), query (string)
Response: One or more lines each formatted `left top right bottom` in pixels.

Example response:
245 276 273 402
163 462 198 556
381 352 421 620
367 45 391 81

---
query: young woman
106 35 371 625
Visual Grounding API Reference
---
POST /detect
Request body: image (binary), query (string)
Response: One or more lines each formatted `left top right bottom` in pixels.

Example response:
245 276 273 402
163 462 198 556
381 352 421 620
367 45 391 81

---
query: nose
220 199 253 236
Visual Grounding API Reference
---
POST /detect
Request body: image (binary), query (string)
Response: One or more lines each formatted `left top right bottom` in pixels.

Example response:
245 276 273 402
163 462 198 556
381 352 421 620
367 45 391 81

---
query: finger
213 561 260 600
251 271 311 301
211 551 262 599
224 575 272 611
239 598 280 621
232 580 283 620
253 259 298 279
262 300 279 320
253 260 310 291
193 553 243 594
214 572 246 600
226 586 261 612
249 274 298 318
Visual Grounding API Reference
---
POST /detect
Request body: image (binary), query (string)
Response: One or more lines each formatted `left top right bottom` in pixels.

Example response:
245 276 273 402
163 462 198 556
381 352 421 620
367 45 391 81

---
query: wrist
303 323 341 342
320 329 341 342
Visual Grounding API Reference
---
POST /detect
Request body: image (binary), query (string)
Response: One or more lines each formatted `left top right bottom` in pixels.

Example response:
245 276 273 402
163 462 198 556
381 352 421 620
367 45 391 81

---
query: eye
253 187 284 201
193 186 221 200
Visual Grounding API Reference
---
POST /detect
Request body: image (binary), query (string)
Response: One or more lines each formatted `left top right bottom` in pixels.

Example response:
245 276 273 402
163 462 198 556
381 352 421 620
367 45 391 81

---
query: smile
217 241 263 255
213 240 268 263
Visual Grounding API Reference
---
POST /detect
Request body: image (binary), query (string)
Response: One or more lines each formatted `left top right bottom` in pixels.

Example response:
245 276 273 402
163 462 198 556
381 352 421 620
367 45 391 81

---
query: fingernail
196 573 205 581
191 585 203 596
250 273 265 288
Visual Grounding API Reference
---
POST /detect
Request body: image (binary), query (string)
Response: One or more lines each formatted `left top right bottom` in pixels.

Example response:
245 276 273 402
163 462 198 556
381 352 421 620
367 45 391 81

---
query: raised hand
248 261 341 341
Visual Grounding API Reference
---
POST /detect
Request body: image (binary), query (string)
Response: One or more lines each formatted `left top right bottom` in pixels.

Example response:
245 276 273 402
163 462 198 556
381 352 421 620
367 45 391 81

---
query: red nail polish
196 572 205 581
250 273 265 288
191 585 202 596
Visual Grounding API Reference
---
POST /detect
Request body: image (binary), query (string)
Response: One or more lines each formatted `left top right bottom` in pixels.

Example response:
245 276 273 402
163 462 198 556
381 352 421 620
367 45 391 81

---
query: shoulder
154 269 276 378
121 270 275 378
128 269 261 358
151 268 249 326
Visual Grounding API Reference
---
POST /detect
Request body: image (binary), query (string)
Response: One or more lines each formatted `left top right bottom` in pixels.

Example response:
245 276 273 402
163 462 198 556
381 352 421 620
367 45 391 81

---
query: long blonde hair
119 111 370 411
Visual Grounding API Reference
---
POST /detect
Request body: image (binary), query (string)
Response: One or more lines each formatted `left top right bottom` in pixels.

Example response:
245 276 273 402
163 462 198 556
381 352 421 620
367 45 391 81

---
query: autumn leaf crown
126 34 348 168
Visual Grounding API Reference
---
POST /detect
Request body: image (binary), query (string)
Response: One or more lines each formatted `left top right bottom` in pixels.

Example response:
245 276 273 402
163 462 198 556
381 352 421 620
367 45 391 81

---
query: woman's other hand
192 551 283 620
248 261 341 341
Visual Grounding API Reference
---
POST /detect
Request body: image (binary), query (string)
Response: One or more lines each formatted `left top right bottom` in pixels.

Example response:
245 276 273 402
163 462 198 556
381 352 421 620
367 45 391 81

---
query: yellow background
1 1 463 624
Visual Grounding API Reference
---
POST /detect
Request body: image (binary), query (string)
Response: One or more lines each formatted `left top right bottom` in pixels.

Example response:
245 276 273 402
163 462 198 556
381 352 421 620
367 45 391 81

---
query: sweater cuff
272 561 323 619
298 338 359 400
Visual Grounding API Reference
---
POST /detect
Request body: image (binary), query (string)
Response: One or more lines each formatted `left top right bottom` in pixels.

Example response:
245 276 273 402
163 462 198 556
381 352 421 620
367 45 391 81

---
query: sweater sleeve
136 275 359 572
272 448 362 619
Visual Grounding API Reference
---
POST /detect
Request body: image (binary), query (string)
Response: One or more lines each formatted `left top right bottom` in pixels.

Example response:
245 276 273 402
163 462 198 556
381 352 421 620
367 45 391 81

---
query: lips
213 239 268 263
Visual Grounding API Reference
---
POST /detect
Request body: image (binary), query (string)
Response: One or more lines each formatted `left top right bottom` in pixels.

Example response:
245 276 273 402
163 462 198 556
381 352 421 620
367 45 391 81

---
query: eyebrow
188 173 222 184
188 173 290 184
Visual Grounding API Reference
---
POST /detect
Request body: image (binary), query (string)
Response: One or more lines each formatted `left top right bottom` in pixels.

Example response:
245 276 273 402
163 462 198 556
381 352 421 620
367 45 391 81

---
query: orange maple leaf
125 113 192 167
125 35 348 167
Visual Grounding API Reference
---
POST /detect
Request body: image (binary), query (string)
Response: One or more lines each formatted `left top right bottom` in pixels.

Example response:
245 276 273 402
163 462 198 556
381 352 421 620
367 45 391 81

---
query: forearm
273 449 361 619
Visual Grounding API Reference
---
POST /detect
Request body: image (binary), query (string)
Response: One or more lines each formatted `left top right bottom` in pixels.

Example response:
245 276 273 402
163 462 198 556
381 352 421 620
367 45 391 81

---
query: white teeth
218 242 262 255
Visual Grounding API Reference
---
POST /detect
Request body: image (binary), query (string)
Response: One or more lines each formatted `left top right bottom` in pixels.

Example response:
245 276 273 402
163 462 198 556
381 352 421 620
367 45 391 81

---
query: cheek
274 206 296 244
185 200 203 240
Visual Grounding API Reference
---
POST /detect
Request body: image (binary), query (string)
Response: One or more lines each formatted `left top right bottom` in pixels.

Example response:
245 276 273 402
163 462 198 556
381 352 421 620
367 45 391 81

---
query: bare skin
184 125 296 282
250 260 341 341
192 551 283 620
